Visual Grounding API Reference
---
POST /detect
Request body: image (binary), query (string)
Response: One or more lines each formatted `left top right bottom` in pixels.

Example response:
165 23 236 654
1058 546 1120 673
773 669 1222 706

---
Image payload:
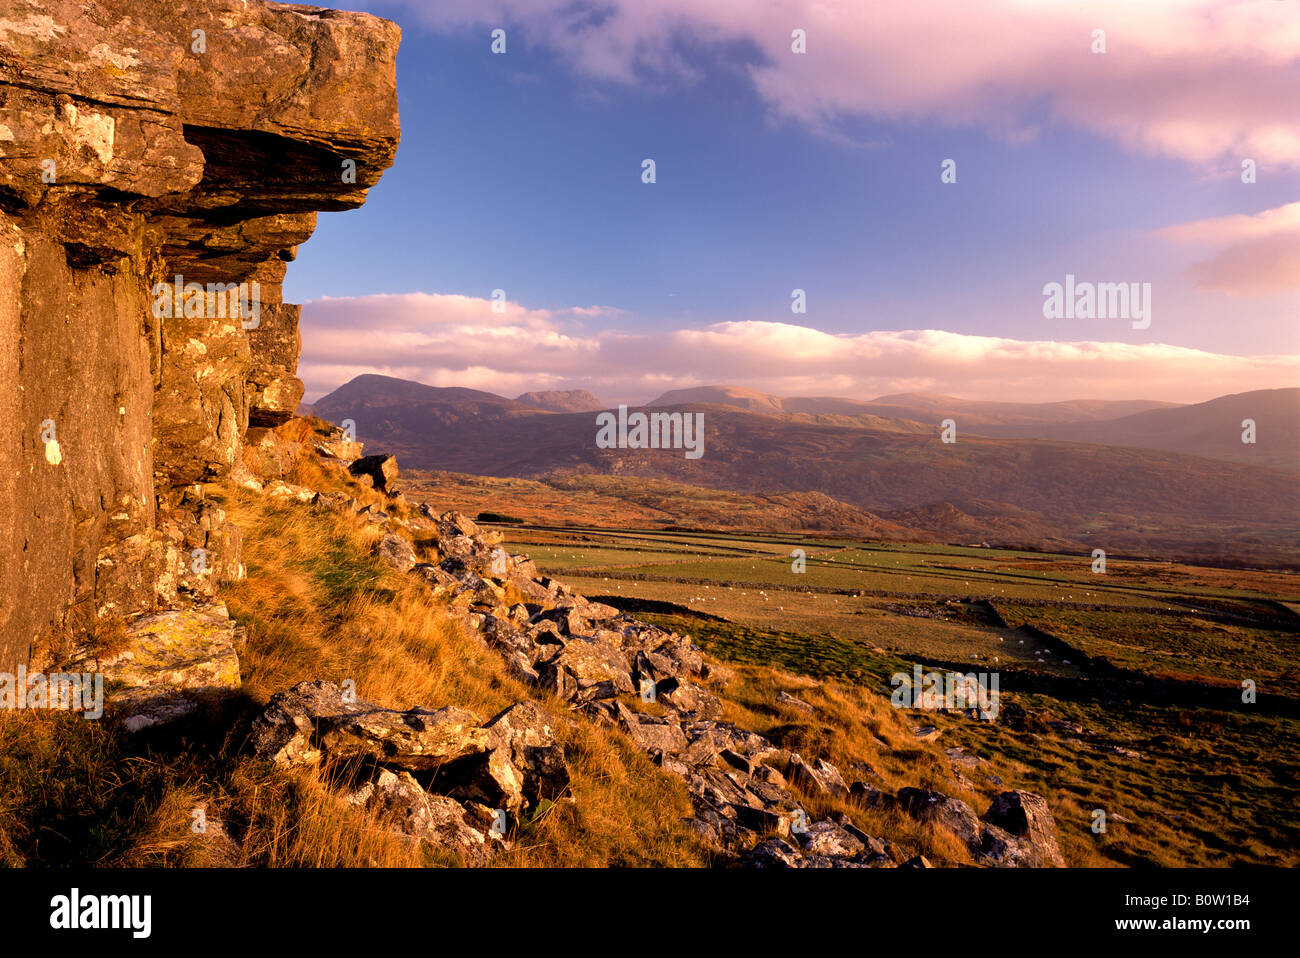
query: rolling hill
515 389 608 413
975 389 1300 472
647 386 1181 427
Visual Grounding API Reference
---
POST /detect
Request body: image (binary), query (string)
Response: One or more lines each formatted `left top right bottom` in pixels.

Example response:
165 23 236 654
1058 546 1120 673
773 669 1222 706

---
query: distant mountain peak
515 389 607 413
648 385 786 412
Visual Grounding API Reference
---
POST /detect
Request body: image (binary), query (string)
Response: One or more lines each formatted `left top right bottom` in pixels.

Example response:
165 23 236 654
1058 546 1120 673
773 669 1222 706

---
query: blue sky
293 0 1300 404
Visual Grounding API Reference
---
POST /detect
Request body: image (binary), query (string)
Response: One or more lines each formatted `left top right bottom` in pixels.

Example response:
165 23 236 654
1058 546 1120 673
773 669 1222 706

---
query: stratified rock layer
0 0 400 672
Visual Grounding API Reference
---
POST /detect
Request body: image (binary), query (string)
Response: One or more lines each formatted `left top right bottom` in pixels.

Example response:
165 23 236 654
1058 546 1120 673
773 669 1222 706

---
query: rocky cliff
0 0 400 673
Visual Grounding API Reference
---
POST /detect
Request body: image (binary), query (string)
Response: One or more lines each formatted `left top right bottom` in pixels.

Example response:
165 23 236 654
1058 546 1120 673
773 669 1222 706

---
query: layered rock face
0 0 399 673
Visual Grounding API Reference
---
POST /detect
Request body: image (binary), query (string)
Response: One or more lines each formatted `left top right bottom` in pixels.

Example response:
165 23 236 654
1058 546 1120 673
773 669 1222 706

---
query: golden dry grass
214 484 715 867
0 461 1054 869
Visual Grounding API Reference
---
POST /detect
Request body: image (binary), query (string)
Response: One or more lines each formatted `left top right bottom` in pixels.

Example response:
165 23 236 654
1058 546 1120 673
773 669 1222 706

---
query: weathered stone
313 491 353 512
689 765 761 812
656 680 724 720
999 702 1029 729
434 511 503 548
746 778 799 809
250 680 489 771
740 838 804 868
798 820 866 858
789 753 850 799
441 746 526 814
719 748 754 775
320 704 488 771
376 533 418 572
361 770 501 867
533 606 589 636
76 603 243 733
813 758 850 797
485 702 571 802
850 782 897 811
615 701 689 755
897 787 983 850
243 425 305 481
685 722 785 768
246 303 304 426
682 816 723 849
265 480 315 503
833 814 888 855
443 701 571 813
982 790 1066 867
316 435 364 462
777 690 815 713
571 596 620 621
0 0 400 675
541 636 634 701
622 628 704 679
533 660 578 701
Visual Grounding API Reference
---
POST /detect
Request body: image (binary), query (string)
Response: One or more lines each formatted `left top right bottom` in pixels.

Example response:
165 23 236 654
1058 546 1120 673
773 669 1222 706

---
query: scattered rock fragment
251 680 489 771
776 690 815 713
897 787 983 849
376 533 418 572
253 683 571 865
357 769 505 866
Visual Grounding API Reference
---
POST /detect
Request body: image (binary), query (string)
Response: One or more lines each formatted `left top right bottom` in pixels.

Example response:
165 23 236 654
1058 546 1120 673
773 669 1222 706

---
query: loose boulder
982 790 1066 867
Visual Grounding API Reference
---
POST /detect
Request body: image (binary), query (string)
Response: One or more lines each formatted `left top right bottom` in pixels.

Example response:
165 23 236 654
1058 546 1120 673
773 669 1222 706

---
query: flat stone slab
100 604 243 691
82 603 243 731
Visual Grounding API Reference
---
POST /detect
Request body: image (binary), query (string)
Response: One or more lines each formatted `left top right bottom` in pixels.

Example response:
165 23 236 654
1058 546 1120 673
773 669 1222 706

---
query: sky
293 0 1300 405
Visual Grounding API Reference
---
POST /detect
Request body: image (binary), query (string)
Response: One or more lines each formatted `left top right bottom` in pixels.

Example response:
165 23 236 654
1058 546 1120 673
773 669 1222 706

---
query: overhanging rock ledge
0 0 400 672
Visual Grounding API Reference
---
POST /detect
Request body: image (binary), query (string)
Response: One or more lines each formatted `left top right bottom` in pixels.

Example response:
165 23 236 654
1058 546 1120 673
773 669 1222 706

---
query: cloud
299 292 1299 404
379 0 1300 168
1155 201 1300 293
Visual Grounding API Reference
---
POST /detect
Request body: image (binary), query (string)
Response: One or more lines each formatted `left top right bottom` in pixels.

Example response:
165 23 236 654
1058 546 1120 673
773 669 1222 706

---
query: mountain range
309 375 1300 564
646 385 1297 471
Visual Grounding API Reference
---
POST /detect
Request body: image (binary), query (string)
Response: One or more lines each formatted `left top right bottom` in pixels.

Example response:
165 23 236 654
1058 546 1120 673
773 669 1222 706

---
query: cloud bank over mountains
300 292 1298 405
308 2 1299 406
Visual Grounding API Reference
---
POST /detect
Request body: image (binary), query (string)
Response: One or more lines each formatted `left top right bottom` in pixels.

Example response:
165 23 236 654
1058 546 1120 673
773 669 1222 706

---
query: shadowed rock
352 769 505 866
350 454 400 493
897 786 983 849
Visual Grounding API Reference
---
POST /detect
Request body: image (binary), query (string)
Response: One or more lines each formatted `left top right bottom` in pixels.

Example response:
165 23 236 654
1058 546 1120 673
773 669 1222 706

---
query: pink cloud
387 0 1300 168
1156 201 1300 293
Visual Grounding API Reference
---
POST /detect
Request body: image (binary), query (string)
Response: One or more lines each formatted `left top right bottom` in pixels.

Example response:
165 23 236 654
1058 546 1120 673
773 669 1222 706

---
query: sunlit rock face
0 0 400 672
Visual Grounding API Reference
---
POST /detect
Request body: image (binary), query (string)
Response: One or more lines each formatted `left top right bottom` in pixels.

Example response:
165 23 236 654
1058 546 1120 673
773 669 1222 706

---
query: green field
502 522 1300 866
